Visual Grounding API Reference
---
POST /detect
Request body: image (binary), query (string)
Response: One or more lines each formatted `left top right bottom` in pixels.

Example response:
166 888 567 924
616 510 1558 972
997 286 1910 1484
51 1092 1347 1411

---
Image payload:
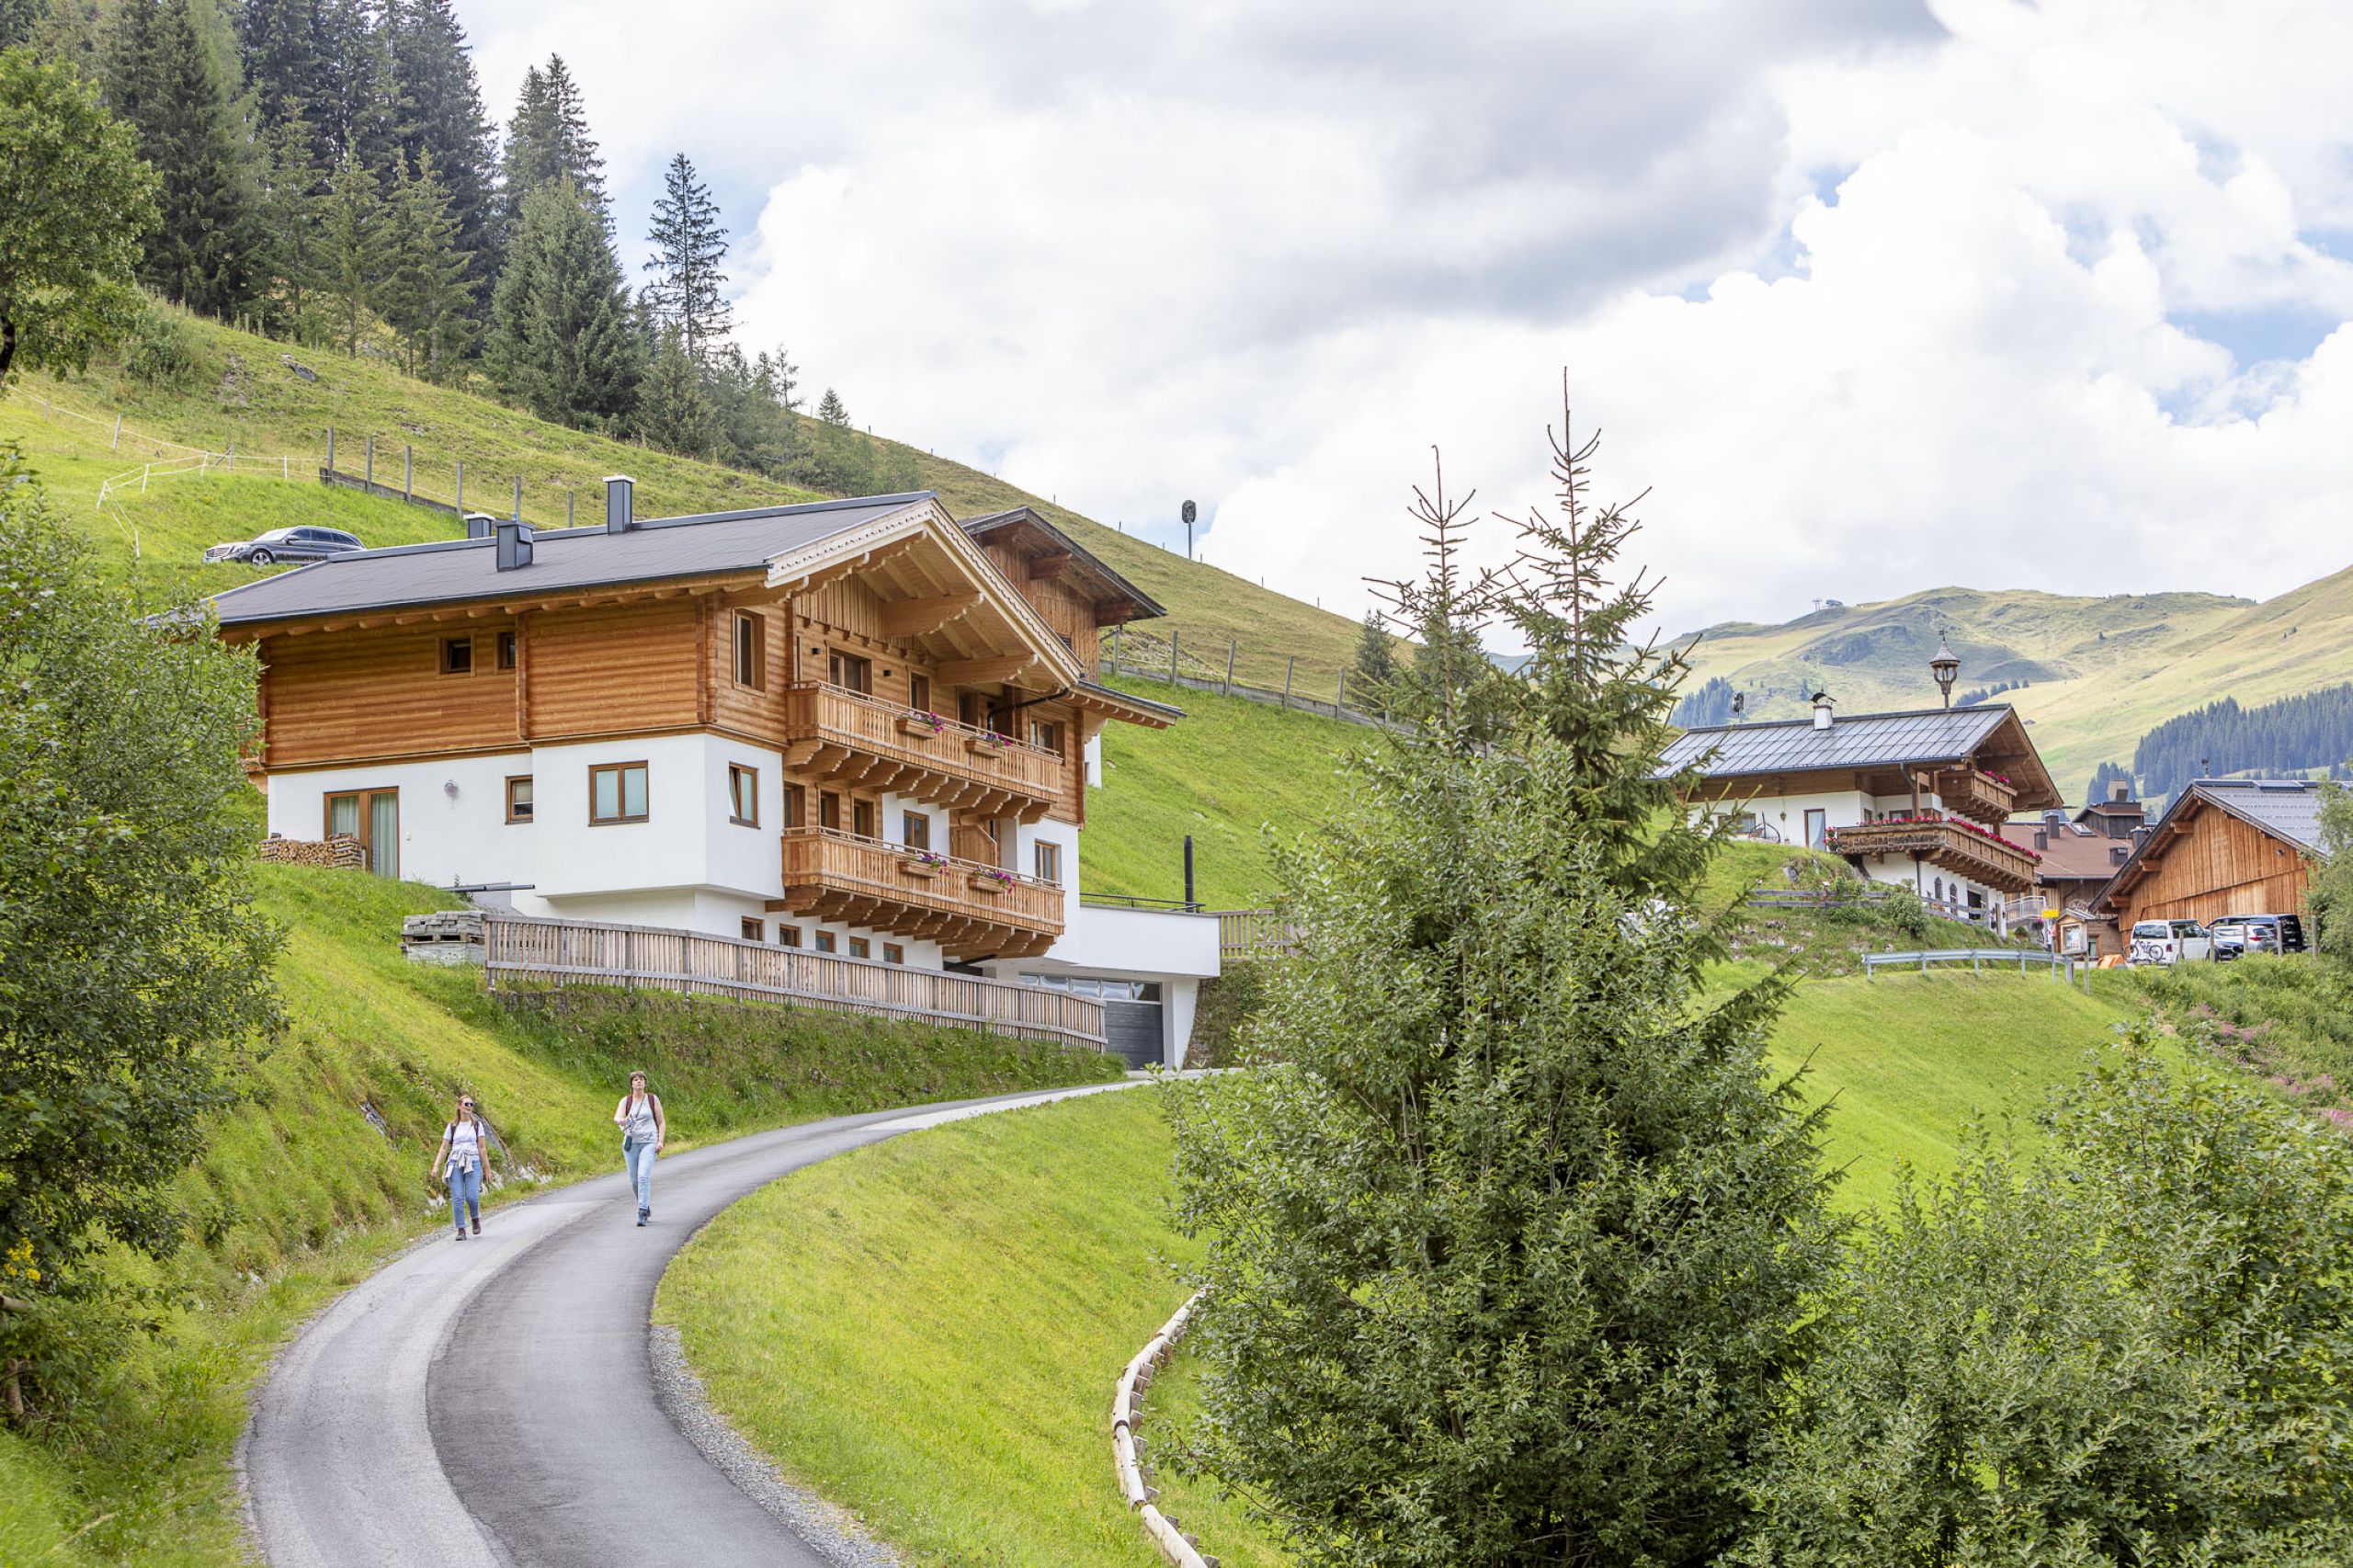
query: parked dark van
2211 913 2308 960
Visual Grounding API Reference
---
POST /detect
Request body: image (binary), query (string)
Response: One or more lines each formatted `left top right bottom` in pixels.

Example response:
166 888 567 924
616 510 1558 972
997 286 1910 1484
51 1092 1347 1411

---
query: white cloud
455 0 2353 637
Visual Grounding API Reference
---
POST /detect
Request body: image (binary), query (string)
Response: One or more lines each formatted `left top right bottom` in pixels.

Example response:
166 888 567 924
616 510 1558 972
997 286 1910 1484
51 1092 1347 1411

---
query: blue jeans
447 1161 482 1232
623 1140 656 1217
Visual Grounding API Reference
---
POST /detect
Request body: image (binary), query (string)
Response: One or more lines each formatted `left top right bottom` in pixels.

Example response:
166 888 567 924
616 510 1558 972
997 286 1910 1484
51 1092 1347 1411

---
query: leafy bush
120 300 201 391
2133 957 2353 1116
1741 1043 2353 1566
1881 884 1933 940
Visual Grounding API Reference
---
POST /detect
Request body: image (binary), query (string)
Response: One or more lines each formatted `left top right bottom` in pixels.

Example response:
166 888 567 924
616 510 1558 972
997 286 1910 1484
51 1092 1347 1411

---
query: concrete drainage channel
1112 1289 1218 1568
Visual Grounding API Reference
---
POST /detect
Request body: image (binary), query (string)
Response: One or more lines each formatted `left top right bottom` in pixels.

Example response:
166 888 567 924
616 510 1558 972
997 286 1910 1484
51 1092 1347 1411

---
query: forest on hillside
0 0 917 497
2132 684 2353 800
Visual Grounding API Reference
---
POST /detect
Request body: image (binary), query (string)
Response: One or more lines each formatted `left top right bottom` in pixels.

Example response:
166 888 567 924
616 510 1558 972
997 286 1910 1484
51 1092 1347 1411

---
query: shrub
120 299 201 390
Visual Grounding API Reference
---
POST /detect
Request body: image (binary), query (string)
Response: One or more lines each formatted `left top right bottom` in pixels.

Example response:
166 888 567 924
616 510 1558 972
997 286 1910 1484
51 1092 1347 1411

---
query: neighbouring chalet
2098 778 2326 934
1661 692 2064 925
205 482 1221 1065
1997 783 2149 958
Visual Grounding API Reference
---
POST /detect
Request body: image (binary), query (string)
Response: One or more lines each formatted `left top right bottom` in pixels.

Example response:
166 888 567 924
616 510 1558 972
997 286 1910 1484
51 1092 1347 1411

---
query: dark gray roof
1660 705 2013 778
1077 677 1183 720
2191 778 2328 850
960 506 1166 620
206 493 930 626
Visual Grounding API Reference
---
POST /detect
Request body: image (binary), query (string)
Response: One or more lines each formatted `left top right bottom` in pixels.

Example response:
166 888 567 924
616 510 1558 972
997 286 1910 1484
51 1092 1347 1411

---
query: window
847 937 870 960
902 811 930 850
778 926 802 949
740 917 764 941
727 764 758 826
852 799 876 839
505 775 534 824
496 631 517 670
324 789 399 878
441 635 473 675
781 784 804 829
1802 807 1826 848
589 762 649 824
828 649 872 694
908 673 931 713
819 791 842 830
813 930 836 953
883 943 904 965
1034 841 1062 886
733 612 766 689
1031 719 1064 756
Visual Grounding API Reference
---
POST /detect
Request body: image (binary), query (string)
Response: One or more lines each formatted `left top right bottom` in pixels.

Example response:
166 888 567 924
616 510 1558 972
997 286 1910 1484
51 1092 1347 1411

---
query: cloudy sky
460 0 2353 637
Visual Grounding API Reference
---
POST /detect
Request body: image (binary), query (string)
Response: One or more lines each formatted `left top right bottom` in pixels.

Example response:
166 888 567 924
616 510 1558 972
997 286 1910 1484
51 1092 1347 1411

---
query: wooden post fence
1281 655 1295 710
1223 640 1236 696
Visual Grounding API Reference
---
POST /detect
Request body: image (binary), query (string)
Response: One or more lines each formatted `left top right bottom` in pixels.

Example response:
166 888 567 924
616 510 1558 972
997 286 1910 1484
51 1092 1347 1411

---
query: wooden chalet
2098 778 2325 932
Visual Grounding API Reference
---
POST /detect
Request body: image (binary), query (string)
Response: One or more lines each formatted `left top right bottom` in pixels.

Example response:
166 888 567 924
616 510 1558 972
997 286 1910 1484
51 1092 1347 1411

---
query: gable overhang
2098 784 2319 912
765 497 1088 692
212 565 772 643
961 506 1165 626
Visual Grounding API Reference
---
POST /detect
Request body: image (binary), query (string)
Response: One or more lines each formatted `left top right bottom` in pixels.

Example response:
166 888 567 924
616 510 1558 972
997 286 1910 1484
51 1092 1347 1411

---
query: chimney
2109 779 2131 803
462 511 495 540
494 518 534 572
1811 690 1834 732
2033 829 2049 851
604 474 634 534
2110 844 2130 865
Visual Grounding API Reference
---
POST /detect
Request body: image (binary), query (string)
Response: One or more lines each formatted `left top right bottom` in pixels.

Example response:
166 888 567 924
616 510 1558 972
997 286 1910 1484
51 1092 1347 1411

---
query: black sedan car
203 526 365 566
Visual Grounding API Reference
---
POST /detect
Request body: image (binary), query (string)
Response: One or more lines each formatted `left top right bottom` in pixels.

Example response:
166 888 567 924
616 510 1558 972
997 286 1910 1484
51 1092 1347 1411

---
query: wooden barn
2098 778 2325 931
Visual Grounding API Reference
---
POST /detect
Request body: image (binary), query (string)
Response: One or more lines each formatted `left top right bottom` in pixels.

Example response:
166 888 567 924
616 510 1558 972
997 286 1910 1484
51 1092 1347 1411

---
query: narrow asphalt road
243 1082 1141 1568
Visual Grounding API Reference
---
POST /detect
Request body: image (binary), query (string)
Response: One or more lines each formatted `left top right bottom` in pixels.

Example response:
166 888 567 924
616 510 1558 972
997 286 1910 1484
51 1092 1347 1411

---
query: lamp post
1930 635 1960 709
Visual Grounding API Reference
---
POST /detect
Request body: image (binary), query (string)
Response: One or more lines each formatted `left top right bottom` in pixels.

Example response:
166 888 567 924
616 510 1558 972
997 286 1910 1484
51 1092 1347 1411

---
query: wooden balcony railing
1822 812 2041 893
774 825 1066 959
460 911 1104 1049
782 683 1066 822
1936 769 2018 824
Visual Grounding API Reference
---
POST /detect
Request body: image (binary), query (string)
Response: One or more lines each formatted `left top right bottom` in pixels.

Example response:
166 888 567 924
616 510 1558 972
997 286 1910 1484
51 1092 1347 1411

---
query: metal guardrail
1862 948 2079 981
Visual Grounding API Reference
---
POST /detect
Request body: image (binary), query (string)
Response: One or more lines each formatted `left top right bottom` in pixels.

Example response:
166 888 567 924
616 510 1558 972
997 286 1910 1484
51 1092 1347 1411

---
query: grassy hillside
0 863 1121 1566
5 306 1365 689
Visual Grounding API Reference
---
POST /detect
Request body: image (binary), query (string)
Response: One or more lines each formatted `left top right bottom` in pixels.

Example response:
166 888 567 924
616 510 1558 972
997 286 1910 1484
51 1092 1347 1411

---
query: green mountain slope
4 308 1363 690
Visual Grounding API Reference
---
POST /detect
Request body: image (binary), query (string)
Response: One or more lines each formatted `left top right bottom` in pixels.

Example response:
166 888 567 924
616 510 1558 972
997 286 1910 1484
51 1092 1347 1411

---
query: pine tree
252 113 323 339
634 328 719 457
1350 608 1399 713
816 386 847 426
1 0 47 49
314 0 392 172
383 0 494 289
315 145 388 356
499 53 604 233
106 0 259 318
236 0 332 165
642 151 730 361
380 148 473 380
486 176 641 429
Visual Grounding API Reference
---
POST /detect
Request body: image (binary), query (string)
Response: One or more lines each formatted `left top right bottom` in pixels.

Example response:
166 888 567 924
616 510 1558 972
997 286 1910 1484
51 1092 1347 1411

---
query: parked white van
2130 919 2214 965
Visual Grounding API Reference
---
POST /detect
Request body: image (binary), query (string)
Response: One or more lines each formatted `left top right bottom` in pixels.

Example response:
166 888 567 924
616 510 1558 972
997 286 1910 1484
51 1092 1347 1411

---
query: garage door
1103 999 1165 1069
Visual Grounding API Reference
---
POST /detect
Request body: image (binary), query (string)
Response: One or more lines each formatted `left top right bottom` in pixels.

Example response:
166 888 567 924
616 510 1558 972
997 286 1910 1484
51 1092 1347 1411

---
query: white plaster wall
1720 788 1871 848
1015 815 1083 926
266 752 532 894
529 733 731 899
1047 905 1221 978
1084 733 1104 789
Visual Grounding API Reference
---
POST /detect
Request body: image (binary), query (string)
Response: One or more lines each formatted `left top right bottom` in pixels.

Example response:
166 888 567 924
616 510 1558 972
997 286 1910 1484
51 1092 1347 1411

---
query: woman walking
613 1071 665 1226
433 1095 489 1240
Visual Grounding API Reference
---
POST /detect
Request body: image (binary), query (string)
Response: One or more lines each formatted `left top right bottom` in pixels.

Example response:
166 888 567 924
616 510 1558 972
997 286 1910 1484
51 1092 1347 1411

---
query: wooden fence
407 911 1106 1050
1207 909 1295 960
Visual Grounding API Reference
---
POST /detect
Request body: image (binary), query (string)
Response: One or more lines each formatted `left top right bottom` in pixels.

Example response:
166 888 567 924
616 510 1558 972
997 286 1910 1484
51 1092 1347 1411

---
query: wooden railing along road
425 911 1107 1049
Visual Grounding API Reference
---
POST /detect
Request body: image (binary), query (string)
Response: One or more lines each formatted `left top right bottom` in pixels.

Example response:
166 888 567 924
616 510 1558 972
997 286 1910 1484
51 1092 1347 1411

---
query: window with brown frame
827 649 872 694
740 917 763 941
778 926 802 949
819 790 841 830
847 937 870 960
495 631 517 670
901 811 929 850
908 673 931 713
588 762 649 824
733 612 765 689
781 783 804 829
882 943 904 965
851 799 877 839
1034 840 1062 886
505 775 534 824
1030 719 1064 756
727 763 758 826
440 635 473 675
813 930 836 953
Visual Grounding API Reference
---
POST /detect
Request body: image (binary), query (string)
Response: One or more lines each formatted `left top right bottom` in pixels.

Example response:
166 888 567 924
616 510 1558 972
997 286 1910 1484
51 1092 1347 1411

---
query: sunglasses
460 1100 476 1109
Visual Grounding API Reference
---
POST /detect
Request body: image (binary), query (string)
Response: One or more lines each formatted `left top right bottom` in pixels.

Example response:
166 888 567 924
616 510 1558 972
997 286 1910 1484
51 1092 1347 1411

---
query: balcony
1935 768 2018 825
781 683 1066 822
769 826 1066 960
1821 811 2041 894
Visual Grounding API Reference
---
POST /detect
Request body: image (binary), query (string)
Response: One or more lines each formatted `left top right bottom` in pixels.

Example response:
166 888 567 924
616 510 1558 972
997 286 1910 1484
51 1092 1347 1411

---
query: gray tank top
621 1094 657 1143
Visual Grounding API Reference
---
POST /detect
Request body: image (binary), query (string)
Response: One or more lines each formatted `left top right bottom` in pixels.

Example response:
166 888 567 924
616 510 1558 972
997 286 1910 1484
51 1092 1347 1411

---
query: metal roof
961 506 1166 621
205 493 930 626
1660 705 2013 778
2097 778 2328 910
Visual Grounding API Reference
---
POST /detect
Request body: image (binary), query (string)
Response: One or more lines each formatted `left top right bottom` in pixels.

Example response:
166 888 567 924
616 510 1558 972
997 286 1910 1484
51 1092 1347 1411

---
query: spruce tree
383 0 494 288
1 0 46 49
107 0 259 317
1169 392 1837 1567
236 0 331 165
252 113 322 339
486 176 641 429
1349 608 1399 712
499 53 604 232
634 327 719 457
381 149 472 380
314 0 392 173
642 151 730 361
315 145 387 356
815 386 847 426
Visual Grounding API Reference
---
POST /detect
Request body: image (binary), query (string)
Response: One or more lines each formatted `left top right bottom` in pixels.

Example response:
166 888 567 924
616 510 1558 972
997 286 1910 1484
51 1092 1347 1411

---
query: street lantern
1930 634 1961 709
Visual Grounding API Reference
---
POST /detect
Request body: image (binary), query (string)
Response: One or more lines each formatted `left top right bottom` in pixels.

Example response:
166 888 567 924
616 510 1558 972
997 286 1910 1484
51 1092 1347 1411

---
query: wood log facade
2102 790 2317 929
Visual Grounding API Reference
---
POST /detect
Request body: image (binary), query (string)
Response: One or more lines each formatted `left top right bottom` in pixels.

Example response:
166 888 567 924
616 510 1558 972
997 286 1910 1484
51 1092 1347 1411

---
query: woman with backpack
432 1094 490 1240
612 1071 665 1227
